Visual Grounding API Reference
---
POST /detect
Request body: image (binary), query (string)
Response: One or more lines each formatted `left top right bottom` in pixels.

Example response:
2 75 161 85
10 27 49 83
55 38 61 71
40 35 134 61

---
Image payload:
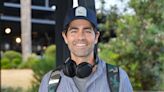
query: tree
21 0 32 61
97 2 119 43
98 0 164 90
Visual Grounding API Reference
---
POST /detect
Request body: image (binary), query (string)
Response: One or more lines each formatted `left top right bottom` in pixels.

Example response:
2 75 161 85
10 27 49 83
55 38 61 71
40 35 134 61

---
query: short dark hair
63 20 97 35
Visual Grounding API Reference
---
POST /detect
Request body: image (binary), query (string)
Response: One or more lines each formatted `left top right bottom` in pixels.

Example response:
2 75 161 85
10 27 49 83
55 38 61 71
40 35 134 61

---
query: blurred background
1 0 164 92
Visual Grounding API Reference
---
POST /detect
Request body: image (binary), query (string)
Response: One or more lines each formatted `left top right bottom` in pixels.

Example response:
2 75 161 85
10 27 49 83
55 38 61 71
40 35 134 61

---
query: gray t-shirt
73 72 94 92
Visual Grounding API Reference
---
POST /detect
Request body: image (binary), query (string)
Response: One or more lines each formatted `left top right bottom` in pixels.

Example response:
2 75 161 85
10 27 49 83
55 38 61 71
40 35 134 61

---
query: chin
73 52 90 57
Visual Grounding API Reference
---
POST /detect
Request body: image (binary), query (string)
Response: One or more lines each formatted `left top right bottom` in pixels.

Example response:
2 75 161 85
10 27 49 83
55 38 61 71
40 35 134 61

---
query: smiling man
39 6 133 92
62 19 99 65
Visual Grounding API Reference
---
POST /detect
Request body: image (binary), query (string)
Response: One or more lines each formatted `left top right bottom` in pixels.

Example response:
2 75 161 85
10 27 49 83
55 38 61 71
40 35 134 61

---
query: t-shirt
73 71 94 92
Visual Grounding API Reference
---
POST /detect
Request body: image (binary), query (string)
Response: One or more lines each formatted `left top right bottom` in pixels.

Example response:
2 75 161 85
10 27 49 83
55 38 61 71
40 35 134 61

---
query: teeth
76 44 86 46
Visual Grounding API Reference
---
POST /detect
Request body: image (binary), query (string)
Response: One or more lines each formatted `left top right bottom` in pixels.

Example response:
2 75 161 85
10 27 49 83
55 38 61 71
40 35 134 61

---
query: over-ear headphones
63 57 98 78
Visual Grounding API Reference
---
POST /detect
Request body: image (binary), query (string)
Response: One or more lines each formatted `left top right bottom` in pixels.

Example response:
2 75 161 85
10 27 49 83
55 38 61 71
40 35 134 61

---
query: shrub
1 57 10 69
1 50 22 69
28 45 56 92
1 87 23 92
19 53 40 69
98 27 164 90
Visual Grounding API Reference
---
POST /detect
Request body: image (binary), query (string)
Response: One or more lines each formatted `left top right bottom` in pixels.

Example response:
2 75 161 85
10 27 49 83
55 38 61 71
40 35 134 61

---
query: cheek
87 37 97 44
65 37 74 44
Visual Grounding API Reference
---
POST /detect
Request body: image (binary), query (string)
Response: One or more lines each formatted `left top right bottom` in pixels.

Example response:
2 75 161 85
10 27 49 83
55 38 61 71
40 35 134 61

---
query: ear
94 31 100 44
62 32 68 44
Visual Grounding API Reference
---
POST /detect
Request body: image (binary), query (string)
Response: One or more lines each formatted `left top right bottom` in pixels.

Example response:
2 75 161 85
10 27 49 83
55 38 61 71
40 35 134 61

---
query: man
39 6 133 92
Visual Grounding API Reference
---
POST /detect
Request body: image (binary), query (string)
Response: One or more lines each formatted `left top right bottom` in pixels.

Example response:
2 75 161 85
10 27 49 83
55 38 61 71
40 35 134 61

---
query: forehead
69 19 93 27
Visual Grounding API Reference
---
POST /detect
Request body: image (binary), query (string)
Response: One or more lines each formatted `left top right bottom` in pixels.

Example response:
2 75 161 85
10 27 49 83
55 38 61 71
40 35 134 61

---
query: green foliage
98 0 164 90
19 53 40 69
129 0 164 25
27 45 56 92
1 45 56 92
1 50 22 69
97 5 118 42
1 87 23 92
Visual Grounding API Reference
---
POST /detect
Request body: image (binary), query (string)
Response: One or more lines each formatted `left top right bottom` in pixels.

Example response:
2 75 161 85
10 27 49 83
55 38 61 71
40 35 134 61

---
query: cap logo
75 6 87 17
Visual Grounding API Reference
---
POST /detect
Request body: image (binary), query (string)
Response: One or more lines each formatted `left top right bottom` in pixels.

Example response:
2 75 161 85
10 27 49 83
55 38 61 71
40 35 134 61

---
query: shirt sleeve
39 71 52 92
119 68 133 92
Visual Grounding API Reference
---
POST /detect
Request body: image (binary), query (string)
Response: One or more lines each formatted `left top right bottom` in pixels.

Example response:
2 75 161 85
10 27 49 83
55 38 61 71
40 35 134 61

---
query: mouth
75 43 87 47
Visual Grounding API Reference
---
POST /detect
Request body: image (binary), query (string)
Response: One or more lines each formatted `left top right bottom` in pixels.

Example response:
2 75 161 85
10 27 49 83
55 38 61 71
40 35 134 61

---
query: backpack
48 63 120 92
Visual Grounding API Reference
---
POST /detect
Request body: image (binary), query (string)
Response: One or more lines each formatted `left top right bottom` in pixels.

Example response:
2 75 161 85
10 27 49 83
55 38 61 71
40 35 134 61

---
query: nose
77 30 86 40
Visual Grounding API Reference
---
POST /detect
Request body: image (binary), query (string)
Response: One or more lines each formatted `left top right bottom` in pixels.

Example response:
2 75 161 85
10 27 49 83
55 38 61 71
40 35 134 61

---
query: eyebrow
68 26 93 30
68 26 78 30
83 26 93 30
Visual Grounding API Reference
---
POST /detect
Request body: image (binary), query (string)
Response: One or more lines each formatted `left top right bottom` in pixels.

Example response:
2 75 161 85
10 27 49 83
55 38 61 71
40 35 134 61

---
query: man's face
62 19 99 58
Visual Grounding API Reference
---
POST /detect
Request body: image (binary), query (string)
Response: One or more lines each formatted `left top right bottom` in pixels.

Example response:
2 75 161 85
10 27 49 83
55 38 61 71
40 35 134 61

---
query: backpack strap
106 64 120 92
48 66 62 92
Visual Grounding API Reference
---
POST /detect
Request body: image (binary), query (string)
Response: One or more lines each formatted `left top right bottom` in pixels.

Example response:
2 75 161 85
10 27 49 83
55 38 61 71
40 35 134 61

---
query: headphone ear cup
76 62 93 78
63 60 77 77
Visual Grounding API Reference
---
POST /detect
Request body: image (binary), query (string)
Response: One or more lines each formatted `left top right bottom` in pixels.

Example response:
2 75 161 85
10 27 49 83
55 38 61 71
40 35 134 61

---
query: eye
85 29 93 34
69 29 77 33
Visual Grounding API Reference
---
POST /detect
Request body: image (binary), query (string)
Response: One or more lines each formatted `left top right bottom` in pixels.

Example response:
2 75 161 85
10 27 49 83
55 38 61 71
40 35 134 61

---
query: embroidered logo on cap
75 6 87 17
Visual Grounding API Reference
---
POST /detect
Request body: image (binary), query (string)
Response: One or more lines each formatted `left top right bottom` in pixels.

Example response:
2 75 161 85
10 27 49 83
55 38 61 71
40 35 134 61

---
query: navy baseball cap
64 6 98 30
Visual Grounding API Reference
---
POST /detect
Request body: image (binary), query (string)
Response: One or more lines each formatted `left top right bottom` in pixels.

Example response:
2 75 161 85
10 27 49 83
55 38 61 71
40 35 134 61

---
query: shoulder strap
106 64 120 92
48 66 62 92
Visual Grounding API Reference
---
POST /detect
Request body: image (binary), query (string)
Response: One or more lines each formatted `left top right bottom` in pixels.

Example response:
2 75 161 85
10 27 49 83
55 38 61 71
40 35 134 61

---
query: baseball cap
63 6 98 30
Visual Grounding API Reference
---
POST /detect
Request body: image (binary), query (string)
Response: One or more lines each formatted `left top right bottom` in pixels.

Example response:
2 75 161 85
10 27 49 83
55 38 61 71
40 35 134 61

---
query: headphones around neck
63 56 98 78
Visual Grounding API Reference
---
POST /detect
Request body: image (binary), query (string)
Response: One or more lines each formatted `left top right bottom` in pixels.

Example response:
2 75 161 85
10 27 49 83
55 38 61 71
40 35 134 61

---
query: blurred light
5 28 11 34
4 43 10 50
43 46 47 50
16 37 21 43
37 45 41 51
51 5 56 10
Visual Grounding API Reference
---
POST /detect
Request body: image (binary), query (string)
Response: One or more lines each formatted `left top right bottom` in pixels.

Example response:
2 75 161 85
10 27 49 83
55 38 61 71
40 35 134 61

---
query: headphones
63 56 98 78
